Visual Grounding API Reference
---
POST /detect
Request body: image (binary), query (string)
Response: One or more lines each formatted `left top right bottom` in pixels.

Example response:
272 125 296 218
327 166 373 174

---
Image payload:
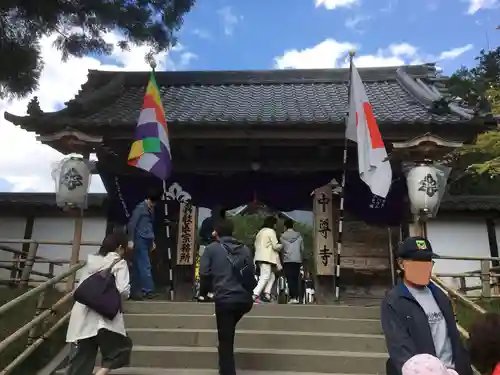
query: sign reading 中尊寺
313 185 335 276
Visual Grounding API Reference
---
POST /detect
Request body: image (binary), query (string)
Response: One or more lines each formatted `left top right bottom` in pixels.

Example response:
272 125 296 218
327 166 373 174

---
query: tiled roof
4 64 487 131
440 195 500 212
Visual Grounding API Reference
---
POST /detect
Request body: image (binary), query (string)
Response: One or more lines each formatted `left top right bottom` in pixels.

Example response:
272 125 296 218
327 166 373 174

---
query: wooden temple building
4 64 495 300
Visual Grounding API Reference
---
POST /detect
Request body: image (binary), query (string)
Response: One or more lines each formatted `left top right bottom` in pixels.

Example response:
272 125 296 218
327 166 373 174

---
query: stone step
123 314 382 334
124 346 387 373
123 302 380 320
58 368 376 375
127 328 386 352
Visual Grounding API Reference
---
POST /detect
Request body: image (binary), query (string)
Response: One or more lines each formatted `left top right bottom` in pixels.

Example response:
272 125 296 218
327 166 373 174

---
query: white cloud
466 0 498 14
0 33 196 193
274 39 474 70
217 6 242 36
437 44 473 60
275 39 357 69
315 0 359 10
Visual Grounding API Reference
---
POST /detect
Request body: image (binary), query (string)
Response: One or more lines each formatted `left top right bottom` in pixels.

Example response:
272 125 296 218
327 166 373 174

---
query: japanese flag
346 62 392 198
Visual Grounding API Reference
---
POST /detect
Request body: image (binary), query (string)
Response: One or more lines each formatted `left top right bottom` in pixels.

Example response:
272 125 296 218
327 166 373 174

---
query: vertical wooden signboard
313 185 335 276
176 201 197 265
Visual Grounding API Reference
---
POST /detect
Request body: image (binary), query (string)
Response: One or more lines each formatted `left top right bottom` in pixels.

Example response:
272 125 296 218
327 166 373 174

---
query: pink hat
402 354 459 375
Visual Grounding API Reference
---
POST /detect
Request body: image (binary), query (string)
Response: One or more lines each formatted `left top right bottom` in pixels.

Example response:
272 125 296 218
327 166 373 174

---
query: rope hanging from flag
127 63 175 300
336 51 393 301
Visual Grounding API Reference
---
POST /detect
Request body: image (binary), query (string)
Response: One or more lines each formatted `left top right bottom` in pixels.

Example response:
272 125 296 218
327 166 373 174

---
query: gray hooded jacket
280 229 304 263
199 236 254 305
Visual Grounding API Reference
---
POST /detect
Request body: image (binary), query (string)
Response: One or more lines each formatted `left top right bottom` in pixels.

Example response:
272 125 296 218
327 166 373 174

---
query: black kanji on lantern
418 173 438 197
319 245 333 266
317 193 331 213
61 168 83 191
318 218 331 239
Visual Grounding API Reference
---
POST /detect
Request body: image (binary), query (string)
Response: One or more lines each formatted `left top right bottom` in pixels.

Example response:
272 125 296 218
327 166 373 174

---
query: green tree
448 48 500 177
0 0 195 99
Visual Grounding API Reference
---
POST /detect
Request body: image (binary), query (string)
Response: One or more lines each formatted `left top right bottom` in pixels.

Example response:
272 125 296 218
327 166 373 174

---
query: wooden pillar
312 185 336 303
12 215 35 283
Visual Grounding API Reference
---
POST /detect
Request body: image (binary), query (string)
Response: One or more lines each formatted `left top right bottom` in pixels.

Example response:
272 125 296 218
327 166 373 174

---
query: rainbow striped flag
127 71 172 180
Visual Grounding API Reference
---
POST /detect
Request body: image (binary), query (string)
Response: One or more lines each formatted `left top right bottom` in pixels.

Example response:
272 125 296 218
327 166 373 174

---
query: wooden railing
0 238 100 375
0 238 100 291
433 254 500 298
0 263 85 375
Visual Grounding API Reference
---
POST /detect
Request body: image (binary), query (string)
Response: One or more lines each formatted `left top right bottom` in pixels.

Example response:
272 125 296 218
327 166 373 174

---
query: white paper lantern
53 156 91 209
406 164 441 216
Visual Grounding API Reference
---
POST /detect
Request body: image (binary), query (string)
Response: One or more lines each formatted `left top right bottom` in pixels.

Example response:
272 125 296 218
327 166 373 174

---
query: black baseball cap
397 236 439 262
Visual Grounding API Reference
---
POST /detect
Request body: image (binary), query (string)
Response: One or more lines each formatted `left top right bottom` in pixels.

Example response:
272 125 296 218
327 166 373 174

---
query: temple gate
4 65 493 301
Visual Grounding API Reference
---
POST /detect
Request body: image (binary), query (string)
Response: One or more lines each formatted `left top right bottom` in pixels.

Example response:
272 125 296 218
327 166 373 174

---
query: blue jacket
127 200 155 241
381 281 472 375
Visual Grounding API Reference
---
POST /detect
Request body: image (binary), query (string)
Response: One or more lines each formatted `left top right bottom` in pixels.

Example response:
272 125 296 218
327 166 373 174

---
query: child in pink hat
402 354 459 375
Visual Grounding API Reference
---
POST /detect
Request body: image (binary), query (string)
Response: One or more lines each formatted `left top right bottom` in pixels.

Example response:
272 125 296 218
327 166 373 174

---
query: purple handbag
73 258 123 320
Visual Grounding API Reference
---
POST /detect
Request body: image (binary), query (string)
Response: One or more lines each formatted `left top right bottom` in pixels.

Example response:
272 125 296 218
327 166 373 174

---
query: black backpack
220 242 257 293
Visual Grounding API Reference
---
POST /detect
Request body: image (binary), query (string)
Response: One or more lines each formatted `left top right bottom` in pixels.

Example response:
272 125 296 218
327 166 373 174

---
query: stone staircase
59 301 387 375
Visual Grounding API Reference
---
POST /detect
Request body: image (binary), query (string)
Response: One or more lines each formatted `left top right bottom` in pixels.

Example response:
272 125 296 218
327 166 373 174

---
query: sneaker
253 295 262 304
261 294 272 303
288 298 299 304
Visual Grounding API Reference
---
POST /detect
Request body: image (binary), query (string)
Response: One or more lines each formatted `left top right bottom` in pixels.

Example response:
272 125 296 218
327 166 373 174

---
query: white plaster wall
0 217 27 280
428 219 490 293
31 216 106 280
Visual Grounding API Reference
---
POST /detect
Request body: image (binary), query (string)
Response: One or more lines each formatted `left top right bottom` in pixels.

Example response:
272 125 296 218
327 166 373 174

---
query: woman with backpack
65 232 133 375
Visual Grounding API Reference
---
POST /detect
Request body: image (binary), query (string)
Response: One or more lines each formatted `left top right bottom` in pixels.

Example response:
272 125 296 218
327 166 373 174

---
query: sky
0 0 499 224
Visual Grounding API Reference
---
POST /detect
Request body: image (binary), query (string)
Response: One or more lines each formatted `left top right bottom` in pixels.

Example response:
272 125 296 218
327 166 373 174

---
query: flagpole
335 50 356 302
148 59 175 301
163 179 175 301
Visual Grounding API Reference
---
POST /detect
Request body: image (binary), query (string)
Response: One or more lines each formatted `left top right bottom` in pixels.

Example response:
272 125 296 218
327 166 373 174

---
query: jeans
215 302 252 375
131 236 154 295
283 262 301 299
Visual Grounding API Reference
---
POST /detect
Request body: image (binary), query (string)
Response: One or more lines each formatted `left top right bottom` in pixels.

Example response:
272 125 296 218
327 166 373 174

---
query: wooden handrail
0 260 87 375
0 262 84 317
0 244 64 266
437 255 500 261
432 276 487 314
0 238 100 246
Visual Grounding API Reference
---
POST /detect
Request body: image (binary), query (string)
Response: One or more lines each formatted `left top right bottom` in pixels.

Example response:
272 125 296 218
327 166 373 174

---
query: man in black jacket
199 218 254 375
381 236 472 375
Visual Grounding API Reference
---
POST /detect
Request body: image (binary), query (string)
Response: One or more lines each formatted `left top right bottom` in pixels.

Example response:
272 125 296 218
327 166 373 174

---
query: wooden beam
165 159 356 173
100 123 482 143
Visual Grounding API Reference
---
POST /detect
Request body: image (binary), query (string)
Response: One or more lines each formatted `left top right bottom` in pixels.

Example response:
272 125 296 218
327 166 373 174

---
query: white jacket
254 228 282 265
66 252 130 342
